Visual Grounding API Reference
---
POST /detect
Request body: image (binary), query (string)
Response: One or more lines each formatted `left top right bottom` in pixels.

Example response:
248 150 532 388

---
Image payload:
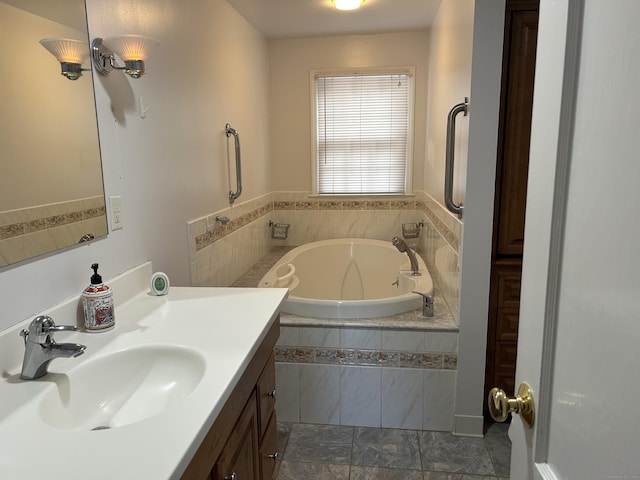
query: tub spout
391 236 421 276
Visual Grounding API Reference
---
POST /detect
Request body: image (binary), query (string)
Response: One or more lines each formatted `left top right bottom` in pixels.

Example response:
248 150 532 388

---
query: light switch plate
109 196 123 231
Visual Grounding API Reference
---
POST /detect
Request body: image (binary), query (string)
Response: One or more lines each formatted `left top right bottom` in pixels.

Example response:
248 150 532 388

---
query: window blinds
315 73 411 195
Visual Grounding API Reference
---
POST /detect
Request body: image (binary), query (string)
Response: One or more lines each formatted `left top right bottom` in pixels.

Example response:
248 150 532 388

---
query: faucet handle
21 315 78 344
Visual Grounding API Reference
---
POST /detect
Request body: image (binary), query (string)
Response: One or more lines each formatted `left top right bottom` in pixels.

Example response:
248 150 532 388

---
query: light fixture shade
334 0 364 10
103 35 158 61
39 38 88 64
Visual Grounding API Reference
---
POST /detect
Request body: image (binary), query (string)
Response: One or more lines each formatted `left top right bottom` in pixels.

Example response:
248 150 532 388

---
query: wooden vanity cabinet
180 317 280 480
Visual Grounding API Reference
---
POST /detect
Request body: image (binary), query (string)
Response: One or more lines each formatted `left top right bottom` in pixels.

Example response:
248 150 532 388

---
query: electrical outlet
109 196 123 231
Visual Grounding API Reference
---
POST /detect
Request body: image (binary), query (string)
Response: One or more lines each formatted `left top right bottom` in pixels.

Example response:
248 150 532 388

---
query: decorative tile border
0 203 106 240
273 198 417 211
417 197 460 254
275 346 457 370
194 201 273 252
191 190 461 256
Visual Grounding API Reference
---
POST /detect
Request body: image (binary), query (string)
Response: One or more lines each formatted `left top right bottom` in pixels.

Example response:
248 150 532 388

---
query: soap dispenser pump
82 263 115 332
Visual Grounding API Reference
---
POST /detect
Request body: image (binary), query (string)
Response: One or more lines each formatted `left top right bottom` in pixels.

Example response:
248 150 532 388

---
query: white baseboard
453 414 485 437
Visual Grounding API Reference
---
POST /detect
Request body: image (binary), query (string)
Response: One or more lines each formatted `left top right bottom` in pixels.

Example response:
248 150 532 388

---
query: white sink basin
38 345 206 431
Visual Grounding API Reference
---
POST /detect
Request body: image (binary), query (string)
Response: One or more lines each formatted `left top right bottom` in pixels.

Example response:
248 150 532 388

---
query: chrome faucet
392 236 421 276
412 291 434 317
19 315 86 380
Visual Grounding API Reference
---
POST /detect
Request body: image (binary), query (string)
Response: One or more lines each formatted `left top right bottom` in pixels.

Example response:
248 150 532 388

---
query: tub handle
412 291 434 317
276 263 296 287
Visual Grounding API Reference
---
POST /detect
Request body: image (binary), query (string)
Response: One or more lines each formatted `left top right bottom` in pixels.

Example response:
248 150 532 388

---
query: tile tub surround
231 238 459 431
187 193 276 287
275 324 458 431
187 191 461 310
274 422 511 479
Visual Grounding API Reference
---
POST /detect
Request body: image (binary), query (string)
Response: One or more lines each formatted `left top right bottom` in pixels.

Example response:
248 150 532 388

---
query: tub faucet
412 291 434 317
392 236 421 276
19 315 86 380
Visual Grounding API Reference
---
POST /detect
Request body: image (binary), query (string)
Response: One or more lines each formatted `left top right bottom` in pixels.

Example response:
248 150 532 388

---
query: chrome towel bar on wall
444 97 469 217
226 123 242 204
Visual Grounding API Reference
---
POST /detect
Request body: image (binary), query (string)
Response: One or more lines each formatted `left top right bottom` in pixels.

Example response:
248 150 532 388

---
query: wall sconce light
332 0 365 10
39 38 90 81
91 35 158 79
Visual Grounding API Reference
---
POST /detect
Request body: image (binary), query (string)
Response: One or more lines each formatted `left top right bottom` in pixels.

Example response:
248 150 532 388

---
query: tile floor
275 422 511 480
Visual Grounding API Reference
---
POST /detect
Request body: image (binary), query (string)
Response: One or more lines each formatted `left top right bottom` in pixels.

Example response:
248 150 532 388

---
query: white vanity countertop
0 285 288 479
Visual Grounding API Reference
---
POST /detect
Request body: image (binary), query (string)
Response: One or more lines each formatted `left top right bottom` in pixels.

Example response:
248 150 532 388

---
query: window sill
309 193 415 198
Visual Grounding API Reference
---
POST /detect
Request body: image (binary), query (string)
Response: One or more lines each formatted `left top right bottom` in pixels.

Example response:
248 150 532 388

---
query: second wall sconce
91 34 158 79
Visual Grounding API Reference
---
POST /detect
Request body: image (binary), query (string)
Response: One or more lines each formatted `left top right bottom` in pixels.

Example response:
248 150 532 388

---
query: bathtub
259 238 433 319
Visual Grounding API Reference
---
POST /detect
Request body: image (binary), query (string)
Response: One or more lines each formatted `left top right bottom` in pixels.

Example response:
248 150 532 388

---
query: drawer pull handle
267 452 279 462
268 389 276 399
224 473 237 480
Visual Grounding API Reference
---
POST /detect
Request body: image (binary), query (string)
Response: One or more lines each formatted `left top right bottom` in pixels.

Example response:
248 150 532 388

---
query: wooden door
484 0 539 405
509 1 640 476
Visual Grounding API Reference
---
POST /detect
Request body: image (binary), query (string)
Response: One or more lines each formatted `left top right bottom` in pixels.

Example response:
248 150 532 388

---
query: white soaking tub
259 238 433 319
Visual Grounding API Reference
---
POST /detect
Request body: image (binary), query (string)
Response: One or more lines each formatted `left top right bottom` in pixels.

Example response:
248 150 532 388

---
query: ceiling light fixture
333 0 365 11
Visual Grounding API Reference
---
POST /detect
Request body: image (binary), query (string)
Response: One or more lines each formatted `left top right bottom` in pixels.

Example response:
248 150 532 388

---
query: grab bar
444 97 469 217
225 123 242 204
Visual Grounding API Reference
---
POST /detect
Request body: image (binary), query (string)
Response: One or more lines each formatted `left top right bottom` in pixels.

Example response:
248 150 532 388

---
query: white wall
0 0 270 332
421 0 506 436
422 0 502 435
1 0 508 438
269 31 430 192
454 0 505 435
423 0 474 205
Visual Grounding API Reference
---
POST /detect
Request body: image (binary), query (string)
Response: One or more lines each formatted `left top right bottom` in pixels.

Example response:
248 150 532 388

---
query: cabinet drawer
259 413 278 480
256 351 276 438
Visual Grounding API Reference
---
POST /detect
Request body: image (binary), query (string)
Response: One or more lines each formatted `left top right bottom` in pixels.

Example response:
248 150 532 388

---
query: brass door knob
488 382 535 428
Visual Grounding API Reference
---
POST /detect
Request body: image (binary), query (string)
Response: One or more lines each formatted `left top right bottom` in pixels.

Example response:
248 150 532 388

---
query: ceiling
226 0 442 39
1 0 87 31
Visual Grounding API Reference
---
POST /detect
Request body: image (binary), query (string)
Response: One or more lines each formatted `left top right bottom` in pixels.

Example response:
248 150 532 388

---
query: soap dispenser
82 263 115 332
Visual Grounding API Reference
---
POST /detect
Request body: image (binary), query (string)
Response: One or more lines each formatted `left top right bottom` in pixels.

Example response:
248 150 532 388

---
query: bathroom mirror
0 0 107 268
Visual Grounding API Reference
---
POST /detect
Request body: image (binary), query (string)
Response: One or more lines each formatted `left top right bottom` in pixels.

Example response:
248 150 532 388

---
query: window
312 69 414 195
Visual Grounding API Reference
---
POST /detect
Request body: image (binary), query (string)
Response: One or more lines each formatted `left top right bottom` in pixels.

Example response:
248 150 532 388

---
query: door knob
488 382 535 428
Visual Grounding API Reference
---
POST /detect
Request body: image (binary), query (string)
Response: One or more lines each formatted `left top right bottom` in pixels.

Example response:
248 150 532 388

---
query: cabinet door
495 8 539 256
259 413 278 480
256 352 276 438
212 394 260 480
